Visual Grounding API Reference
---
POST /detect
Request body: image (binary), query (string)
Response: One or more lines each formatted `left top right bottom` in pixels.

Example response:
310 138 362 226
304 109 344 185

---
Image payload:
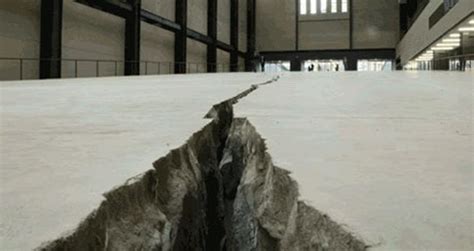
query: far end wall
256 0 399 52
353 0 399 49
256 0 296 51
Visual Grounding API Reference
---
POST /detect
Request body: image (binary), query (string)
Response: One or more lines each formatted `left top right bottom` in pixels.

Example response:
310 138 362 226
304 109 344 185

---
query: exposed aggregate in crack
221 119 367 251
38 76 366 251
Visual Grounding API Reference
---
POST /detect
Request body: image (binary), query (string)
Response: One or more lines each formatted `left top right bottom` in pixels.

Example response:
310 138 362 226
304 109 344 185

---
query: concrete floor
0 72 473 250
236 71 473 250
0 73 270 250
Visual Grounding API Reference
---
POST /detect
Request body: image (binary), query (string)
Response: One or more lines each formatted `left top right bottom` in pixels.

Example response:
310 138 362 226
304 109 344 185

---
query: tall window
320 0 327 13
300 0 307 15
310 0 317 14
300 0 348 15
341 0 348 13
331 0 337 13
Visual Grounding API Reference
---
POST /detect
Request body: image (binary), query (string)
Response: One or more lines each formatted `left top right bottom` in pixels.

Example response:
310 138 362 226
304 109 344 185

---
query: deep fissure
39 80 367 251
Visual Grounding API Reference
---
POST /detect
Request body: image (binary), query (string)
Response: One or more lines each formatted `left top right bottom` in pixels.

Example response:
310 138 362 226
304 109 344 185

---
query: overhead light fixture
459 27 474 32
436 42 459 46
432 47 454 51
436 43 460 47
450 33 461 38
469 19 474 25
418 53 433 58
442 38 461 42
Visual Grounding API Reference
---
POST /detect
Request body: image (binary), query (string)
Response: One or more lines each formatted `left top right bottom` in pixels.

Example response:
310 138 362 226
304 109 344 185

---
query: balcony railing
405 53 474 71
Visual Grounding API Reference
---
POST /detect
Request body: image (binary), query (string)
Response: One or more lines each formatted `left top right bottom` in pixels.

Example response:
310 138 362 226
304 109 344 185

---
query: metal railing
0 57 246 81
405 53 474 71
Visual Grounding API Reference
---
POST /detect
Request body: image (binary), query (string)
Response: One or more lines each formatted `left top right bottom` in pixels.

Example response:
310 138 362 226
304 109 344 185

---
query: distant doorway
263 61 291 72
357 60 393 71
303 60 345 72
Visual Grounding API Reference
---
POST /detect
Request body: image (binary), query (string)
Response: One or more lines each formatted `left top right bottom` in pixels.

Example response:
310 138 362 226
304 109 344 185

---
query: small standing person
260 56 265 72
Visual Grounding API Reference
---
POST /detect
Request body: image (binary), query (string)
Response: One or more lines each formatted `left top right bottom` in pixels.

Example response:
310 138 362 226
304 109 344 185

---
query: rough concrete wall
217 49 230 72
142 0 175 21
353 0 399 49
0 0 40 80
218 0 231 44
187 39 207 73
238 0 247 52
62 0 124 78
299 20 350 50
188 0 207 34
140 22 175 75
256 0 296 51
397 0 474 65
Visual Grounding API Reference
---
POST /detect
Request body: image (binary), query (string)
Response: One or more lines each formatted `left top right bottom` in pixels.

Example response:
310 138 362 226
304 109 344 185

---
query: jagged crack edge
204 75 279 119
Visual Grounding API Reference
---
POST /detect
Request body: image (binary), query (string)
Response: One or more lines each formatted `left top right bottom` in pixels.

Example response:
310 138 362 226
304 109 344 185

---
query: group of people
307 63 340 72
254 54 342 72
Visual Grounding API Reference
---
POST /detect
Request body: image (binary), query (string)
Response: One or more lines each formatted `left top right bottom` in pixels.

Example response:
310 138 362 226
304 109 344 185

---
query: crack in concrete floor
39 75 366 251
